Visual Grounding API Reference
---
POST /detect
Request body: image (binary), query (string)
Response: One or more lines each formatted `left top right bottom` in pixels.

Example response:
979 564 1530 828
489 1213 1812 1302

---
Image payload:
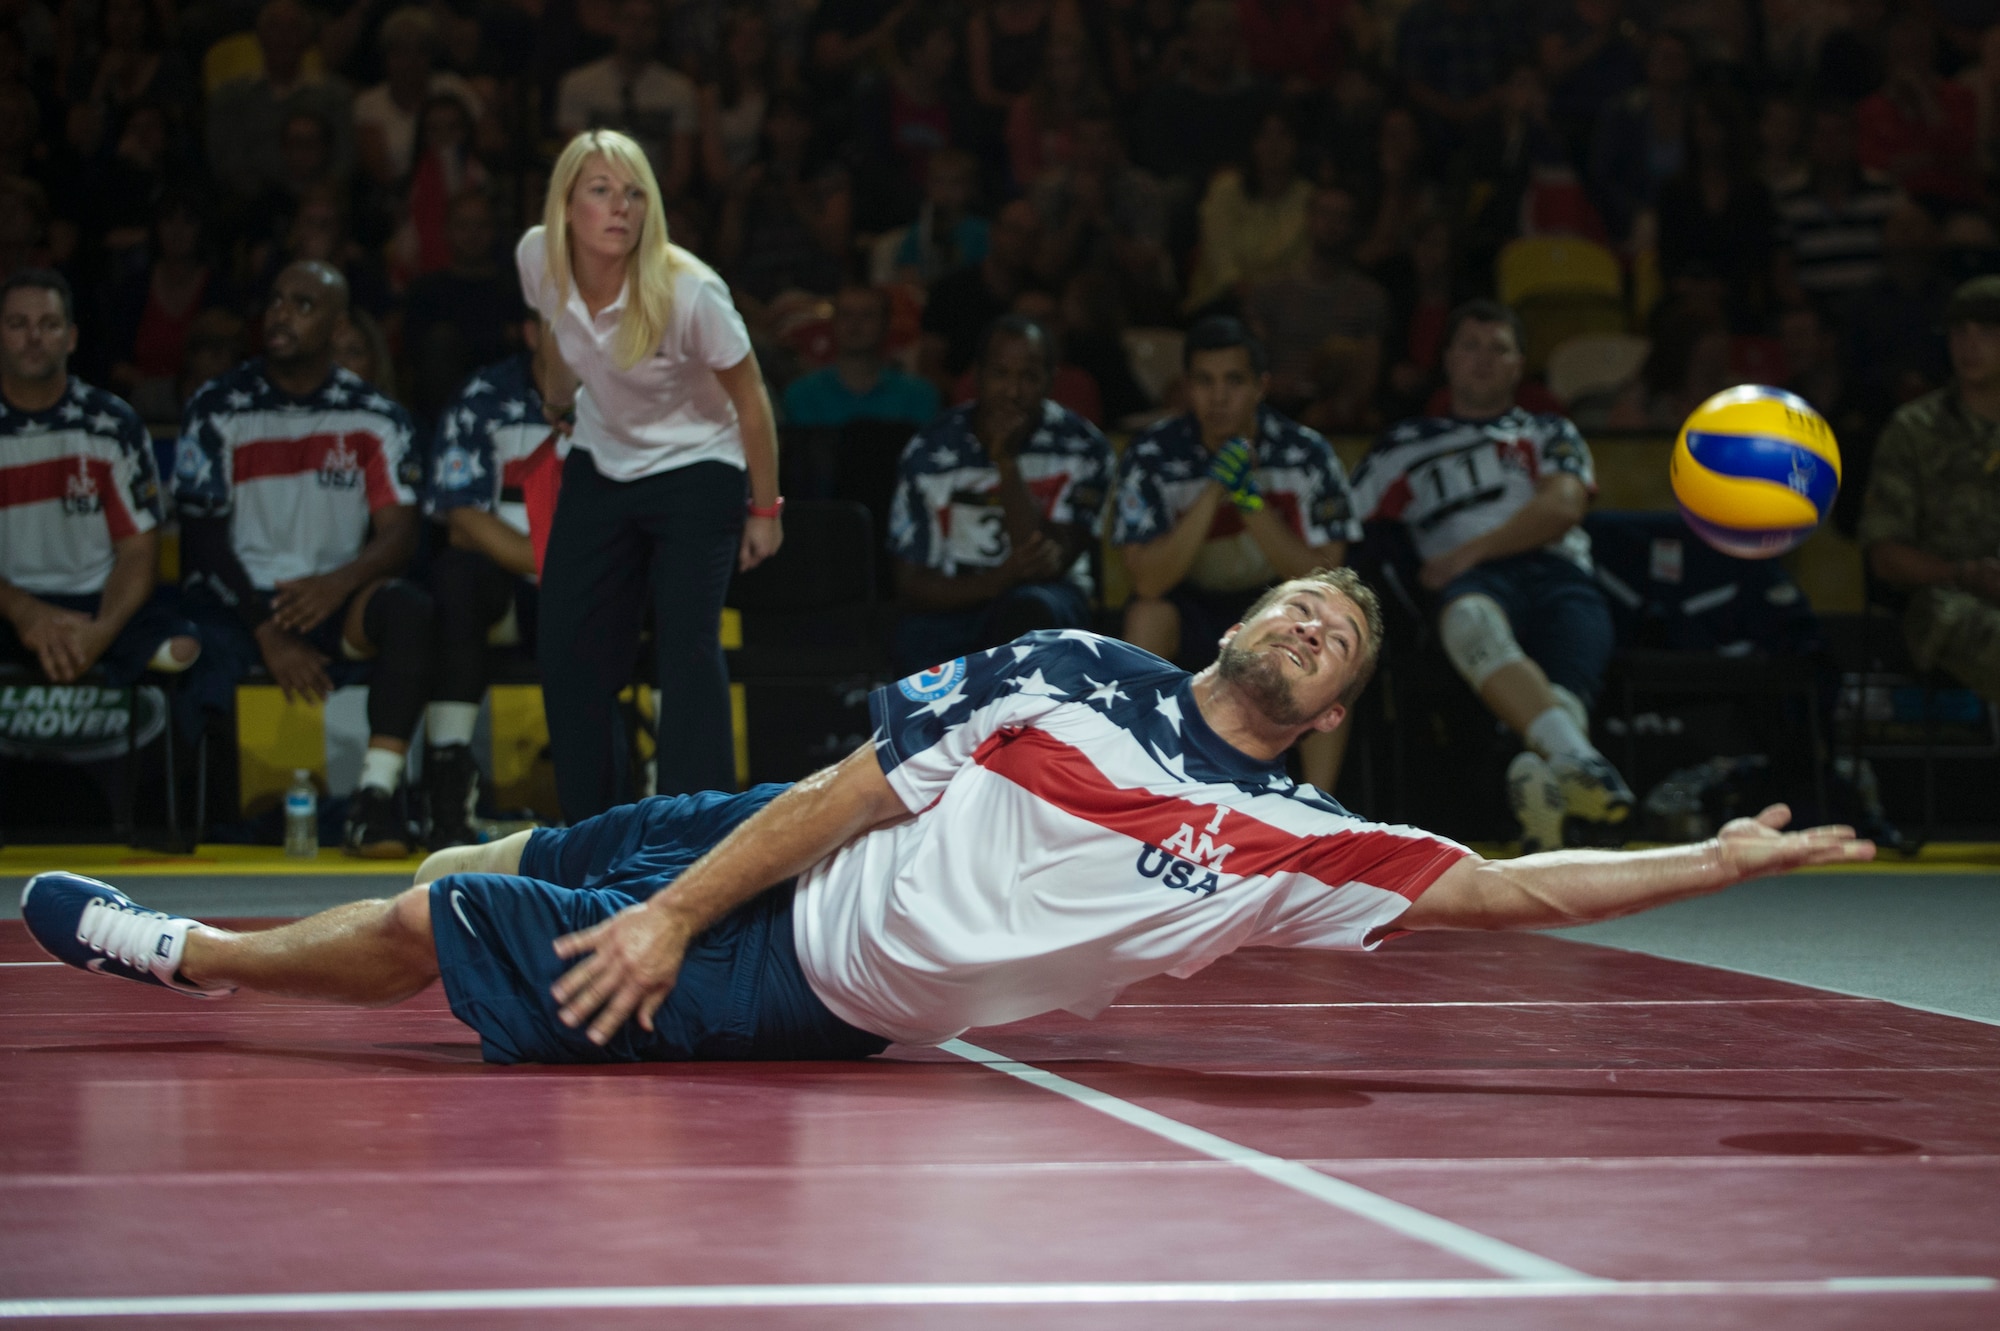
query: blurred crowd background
4 0 1992 510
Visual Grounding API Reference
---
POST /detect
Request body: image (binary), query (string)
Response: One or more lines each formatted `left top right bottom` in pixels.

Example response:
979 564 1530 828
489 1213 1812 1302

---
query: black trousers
537 451 744 821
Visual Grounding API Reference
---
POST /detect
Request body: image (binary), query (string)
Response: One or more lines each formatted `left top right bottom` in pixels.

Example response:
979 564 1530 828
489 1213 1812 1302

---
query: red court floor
3 914 1998 1328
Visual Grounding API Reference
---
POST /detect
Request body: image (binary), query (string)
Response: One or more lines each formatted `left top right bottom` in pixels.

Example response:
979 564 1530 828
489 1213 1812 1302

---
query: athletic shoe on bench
1549 751 1635 827
345 785 412 858
423 744 483 852
1507 751 1567 853
19 871 234 998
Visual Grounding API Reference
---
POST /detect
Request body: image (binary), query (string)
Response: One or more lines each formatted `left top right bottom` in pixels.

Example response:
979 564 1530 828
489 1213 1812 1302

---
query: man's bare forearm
642 745 908 938
95 532 160 635
1122 484 1225 598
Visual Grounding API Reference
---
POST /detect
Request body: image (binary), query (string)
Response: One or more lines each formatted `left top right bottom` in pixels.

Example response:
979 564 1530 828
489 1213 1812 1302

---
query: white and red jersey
172 360 416 588
791 631 1470 1046
0 378 161 596
1349 408 1596 571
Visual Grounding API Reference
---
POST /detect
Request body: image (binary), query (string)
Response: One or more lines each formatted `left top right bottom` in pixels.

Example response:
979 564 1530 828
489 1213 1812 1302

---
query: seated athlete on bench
21 569 1873 1063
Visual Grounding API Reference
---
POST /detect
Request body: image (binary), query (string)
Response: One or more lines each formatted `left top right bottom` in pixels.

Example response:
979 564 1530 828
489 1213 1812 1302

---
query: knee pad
1548 683 1590 732
359 578 435 652
1438 594 1526 690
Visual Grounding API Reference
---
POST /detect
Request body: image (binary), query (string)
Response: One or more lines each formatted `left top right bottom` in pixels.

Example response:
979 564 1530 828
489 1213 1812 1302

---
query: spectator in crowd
921 198 1044 385
700 6 780 189
520 130 781 821
67 0 195 155
1597 296 1730 430
248 183 394 320
102 191 228 423
0 268 198 686
715 90 850 306
207 0 354 204
555 0 698 201
1133 0 1270 190
1775 101 1903 305
887 314 1110 673
352 7 481 190
1246 183 1389 428
332 305 397 401
1760 93 1807 190
1350 300 1632 851
966 0 1081 119
1655 86 1776 331
1111 315 1361 791
1858 15 1978 207
1587 27 1692 243
1101 0 1189 97
1860 275 2000 713
1777 303 1847 425
1005 29 1106 189
173 260 429 856
1396 0 1518 146
223 107 343 270
422 322 555 848
1238 0 1359 95
401 189 524 423
176 308 245 411
853 11 971 229
1059 267 1152 425
1031 110 1176 323
1959 22 2000 183
952 287 1107 424
387 93 489 285
1538 0 1644 164
1185 109 1312 315
1353 105 1435 268
782 283 939 429
1376 213 1463 420
892 147 989 287
1842 200 1954 426
803 0 911 113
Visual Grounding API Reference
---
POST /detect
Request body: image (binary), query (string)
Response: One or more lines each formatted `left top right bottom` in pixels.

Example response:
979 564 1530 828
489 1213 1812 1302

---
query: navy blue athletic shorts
430 785 891 1065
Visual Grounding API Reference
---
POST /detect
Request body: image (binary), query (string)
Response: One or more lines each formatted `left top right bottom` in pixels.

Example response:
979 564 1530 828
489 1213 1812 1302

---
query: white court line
1 1277 1992 1318
1110 999 1877 1008
0 961 58 967
940 1038 1589 1282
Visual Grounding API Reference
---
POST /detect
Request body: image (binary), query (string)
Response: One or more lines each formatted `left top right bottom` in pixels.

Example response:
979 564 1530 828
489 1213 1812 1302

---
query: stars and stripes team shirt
426 352 562 555
1348 409 1598 572
0 378 161 596
885 400 1112 597
173 361 417 589
1110 406 1364 593
790 631 1471 1046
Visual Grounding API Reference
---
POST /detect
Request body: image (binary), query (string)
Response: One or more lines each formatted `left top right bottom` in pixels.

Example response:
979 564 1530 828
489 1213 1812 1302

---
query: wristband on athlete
747 496 785 519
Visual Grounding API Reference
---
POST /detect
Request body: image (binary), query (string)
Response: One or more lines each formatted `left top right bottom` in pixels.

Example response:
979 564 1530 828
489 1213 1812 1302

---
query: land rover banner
0 684 166 765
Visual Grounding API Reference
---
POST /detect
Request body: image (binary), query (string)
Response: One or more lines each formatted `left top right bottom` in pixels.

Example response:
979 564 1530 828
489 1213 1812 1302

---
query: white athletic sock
359 746 406 793
425 702 480 749
1525 705 1599 763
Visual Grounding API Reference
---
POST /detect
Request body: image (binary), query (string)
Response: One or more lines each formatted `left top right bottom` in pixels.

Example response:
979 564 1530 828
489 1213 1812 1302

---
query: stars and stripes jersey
885 401 1112 596
1109 407 1363 594
0 378 161 596
1349 409 1596 572
425 353 562 541
173 361 417 589
790 630 1471 1046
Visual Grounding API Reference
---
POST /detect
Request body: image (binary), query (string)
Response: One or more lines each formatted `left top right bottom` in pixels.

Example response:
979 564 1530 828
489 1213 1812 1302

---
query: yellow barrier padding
236 686 326 816
731 682 748 790
488 684 558 816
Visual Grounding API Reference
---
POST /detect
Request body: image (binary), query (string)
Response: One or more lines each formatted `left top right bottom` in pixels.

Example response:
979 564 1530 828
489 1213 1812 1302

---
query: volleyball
1668 385 1841 559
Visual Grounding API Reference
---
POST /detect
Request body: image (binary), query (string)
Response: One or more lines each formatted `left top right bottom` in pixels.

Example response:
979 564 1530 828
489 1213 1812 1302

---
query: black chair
0 663 196 850
726 499 893 783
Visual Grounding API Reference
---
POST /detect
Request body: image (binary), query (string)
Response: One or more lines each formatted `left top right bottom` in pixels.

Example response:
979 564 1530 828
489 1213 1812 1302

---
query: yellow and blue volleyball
1669 385 1840 560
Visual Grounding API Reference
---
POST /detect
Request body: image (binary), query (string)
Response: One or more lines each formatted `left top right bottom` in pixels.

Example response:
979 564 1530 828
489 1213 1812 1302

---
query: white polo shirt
515 226 753 482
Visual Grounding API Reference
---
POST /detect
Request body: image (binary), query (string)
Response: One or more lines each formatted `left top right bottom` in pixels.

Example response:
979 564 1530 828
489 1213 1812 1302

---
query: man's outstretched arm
549 744 911 1045
1394 805 1874 934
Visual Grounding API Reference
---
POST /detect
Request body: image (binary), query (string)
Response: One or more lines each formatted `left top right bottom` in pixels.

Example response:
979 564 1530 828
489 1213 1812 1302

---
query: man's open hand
1714 804 1875 883
15 602 110 682
551 901 693 1045
269 572 353 633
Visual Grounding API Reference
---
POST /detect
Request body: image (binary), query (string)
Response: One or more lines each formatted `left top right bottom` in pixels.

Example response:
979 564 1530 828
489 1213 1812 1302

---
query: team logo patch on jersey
319 438 363 489
898 657 967 702
433 443 486 492
62 461 100 516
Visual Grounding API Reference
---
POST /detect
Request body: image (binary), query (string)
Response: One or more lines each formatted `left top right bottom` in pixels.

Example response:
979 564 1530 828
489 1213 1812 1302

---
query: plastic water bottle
284 769 318 858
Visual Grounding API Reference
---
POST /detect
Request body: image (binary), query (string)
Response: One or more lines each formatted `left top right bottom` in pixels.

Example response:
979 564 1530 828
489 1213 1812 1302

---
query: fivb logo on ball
1670 385 1842 560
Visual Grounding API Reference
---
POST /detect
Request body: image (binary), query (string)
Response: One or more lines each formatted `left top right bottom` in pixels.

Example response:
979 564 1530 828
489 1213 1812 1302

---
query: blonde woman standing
521 129 782 821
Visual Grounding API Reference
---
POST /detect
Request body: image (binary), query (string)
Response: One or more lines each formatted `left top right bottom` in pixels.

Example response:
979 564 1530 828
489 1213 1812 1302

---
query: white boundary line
2 1277 1992 1318
939 1038 1590 1281
0 961 58 967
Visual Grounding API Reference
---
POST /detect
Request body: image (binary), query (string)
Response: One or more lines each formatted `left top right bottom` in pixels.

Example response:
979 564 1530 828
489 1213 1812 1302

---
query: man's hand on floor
550 900 694 1045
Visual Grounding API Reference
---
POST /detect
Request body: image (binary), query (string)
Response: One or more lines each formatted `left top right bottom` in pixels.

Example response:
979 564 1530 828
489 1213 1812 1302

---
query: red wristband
747 496 784 519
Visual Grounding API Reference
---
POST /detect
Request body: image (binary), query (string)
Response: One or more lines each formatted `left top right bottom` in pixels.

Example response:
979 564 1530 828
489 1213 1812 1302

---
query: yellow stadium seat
1497 237 1628 375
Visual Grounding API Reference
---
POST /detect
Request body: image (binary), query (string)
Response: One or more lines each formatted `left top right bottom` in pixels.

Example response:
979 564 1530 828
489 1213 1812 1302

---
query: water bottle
284 769 318 858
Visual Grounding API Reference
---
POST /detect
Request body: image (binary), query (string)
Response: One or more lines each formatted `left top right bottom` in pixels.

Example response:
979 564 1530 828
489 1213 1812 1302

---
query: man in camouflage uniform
1860 275 2000 703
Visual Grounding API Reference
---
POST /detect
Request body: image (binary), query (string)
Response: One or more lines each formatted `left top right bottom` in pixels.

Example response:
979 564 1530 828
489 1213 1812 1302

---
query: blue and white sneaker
19 872 234 998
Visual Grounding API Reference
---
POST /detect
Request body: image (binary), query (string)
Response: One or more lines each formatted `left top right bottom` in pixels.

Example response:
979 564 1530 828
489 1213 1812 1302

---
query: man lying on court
21 569 1873 1063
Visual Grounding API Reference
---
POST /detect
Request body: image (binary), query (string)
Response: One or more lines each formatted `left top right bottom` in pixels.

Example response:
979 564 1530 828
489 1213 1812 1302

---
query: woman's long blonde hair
540 130 678 370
